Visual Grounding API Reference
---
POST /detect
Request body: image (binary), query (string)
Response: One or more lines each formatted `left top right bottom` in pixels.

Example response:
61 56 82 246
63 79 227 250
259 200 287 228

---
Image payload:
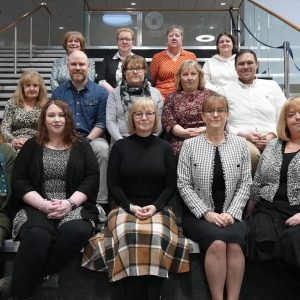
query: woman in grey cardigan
178 94 252 300
106 55 163 145
247 97 300 267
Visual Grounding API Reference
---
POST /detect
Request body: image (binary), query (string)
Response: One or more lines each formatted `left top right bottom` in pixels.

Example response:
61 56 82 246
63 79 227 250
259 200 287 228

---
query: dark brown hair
235 49 258 65
36 100 78 146
216 32 237 55
122 55 148 80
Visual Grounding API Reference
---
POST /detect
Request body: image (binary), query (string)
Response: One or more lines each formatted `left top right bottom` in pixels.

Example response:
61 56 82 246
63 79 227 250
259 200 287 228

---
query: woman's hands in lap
285 213 300 227
204 211 235 227
130 204 157 220
41 199 72 219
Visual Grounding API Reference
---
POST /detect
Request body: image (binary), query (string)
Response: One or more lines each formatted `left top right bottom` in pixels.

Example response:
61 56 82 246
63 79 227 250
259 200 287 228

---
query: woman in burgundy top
162 60 215 157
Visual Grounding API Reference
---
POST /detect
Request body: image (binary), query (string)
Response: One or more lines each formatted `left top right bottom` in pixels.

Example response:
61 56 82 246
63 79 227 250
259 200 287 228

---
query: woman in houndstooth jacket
178 94 252 300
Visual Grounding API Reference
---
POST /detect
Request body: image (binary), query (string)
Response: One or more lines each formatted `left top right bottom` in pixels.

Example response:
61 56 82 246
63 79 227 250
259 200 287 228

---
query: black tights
111 275 164 300
12 219 92 299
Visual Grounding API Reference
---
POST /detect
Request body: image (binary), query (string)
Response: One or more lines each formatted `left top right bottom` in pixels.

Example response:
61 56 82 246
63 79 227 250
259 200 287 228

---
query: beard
70 72 87 83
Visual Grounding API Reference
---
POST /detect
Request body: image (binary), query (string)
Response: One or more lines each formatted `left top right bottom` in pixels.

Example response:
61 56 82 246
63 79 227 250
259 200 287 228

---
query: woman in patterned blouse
10 100 99 299
1 70 48 151
162 60 215 158
150 25 197 100
50 31 95 90
247 97 300 268
178 94 252 300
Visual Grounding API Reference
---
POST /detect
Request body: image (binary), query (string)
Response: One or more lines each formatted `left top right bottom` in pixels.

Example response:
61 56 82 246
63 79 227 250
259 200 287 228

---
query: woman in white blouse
202 32 238 92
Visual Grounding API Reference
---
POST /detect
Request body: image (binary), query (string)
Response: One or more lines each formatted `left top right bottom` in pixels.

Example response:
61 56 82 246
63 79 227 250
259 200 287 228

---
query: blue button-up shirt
51 80 108 136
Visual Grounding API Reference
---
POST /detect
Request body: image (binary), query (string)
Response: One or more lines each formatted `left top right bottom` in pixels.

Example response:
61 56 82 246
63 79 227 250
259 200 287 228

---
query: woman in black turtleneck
106 97 189 300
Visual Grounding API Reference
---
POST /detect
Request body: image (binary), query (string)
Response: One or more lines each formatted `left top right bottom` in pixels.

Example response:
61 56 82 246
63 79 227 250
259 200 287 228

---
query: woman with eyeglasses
83 98 189 300
247 97 300 269
50 31 95 90
162 60 215 158
106 55 163 145
96 28 135 93
178 94 252 300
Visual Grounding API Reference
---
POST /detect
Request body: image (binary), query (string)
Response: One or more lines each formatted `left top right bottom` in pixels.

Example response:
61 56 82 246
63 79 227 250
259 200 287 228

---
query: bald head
67 50 90 87
68 50 89 64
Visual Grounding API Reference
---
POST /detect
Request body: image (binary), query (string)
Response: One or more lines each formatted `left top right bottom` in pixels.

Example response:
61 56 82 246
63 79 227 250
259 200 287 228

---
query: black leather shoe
0 276 12 300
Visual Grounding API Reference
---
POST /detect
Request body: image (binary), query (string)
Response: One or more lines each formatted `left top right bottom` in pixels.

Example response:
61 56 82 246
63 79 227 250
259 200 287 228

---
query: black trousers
12 219 92 299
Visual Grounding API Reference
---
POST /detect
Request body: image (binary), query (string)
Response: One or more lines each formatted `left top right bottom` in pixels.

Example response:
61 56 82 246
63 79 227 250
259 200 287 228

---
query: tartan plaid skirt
82 207 190 282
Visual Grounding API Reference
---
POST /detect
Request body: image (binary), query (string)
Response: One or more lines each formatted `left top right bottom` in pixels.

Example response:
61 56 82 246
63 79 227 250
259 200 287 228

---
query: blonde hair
62 31 85 51
202 94 228 112
175 60 204 91
128 98 159 134
11 70 48 108
277 97 300 141
116 28 135 41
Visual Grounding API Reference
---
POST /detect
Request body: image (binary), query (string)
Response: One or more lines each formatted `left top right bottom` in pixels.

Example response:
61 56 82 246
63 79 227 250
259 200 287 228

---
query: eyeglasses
204 108 227 115
134 112 155 119
118 38 132 42
126 67 144 73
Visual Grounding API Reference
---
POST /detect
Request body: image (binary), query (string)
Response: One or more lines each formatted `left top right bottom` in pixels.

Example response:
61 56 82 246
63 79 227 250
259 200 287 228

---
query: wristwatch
67 198 77 210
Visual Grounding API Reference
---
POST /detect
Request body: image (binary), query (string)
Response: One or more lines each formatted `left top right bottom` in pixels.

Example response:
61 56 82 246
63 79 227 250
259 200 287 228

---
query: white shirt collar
237 77 257 88
112 51 134 60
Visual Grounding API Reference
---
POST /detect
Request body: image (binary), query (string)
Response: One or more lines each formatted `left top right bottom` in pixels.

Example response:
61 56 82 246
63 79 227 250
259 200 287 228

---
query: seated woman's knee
208 240 226 255
227 243 243 255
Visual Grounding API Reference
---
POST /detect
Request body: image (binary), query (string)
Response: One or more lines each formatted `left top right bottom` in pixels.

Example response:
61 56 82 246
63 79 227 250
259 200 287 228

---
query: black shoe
0 276 12 300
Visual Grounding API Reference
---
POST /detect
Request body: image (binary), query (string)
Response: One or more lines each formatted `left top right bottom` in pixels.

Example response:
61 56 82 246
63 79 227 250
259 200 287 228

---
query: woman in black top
11 100 99 299
247 97 300 266
83 97 189 300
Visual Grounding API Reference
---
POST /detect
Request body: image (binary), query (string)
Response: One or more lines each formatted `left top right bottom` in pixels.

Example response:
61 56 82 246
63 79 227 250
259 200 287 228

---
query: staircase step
1 62 53 67
0 80 50 85
0 74 50 79
0 58 58 62
0 85 51 91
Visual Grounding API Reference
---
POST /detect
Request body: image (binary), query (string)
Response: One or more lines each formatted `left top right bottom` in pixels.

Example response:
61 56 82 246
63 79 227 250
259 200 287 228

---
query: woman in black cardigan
96 28 135 93
11 100 99 300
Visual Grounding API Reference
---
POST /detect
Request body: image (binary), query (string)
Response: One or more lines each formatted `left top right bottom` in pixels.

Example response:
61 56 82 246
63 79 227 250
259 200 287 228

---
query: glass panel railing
239 1 300 96
84 10 235 47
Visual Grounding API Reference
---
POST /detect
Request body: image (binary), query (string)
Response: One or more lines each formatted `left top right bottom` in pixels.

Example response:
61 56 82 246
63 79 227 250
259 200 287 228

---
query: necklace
45 143 68 150
204 132 225 146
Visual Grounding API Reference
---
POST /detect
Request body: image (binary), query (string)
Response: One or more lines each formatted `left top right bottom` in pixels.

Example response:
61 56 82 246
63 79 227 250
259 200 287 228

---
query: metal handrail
248 0 300 32
0 3 52 74
0 3 51 33
241 0 296 97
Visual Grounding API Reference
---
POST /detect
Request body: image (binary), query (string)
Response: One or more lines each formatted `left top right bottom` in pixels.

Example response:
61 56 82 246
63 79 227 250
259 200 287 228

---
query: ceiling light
102 14 133 26
196 35 215 43
209 26 215 30
220 2 226 6
131 2 136 5
58 26 64 30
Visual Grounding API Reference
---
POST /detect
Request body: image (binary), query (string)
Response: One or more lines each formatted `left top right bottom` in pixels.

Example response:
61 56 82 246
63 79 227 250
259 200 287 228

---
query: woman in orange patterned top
150 25 197 101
